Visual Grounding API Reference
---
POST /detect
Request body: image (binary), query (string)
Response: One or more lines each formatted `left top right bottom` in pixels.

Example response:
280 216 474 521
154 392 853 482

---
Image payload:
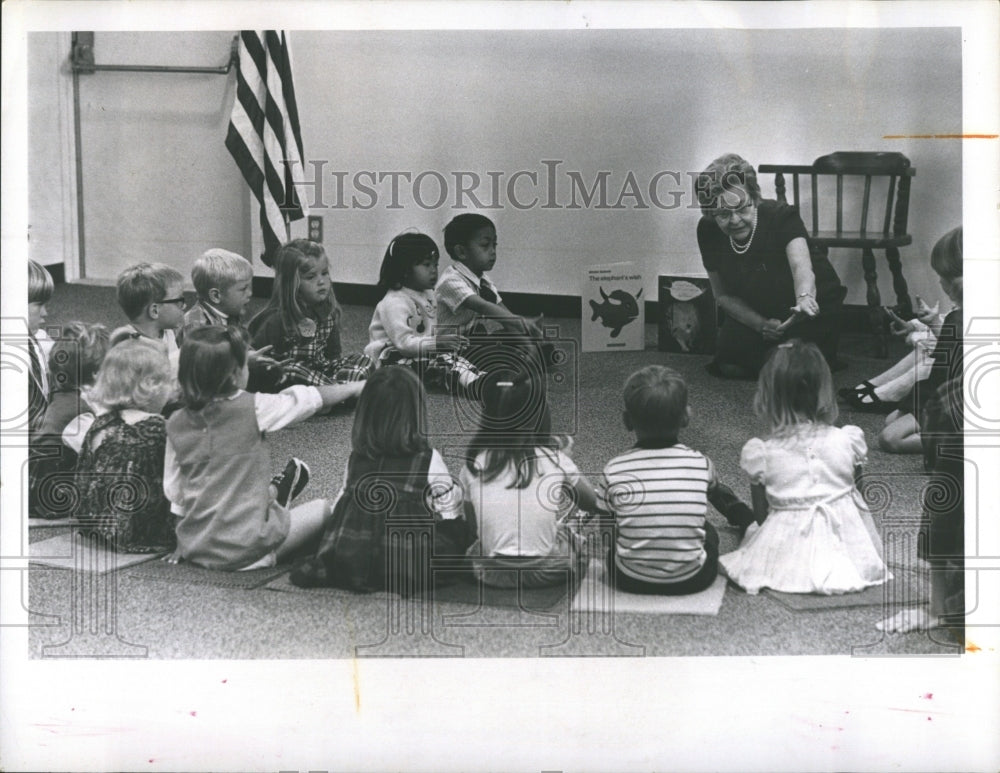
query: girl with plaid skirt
249 239 374 387
290 366 473 593
364 231 483 395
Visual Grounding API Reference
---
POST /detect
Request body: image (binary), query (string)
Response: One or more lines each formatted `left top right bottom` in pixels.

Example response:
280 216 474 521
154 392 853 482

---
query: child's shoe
271 457 310 507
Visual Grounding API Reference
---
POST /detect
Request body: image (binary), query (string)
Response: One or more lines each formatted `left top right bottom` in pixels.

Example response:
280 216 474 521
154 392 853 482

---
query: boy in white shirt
435 214 546 372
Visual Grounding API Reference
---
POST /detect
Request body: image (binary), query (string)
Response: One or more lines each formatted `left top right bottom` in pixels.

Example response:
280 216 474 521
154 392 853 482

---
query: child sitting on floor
436 214 546 373
364 231 482 395
178 248 285 391
877 227 963 454
111 262 187 374
877 375 965 642
598 365 756 596
291 366 472 593
249 239 375 386
73 338 177 552
720 339 890 595
838 294 952 412
27 260 55 432
165 326 364 571
461 368 596 588
30 322 109 519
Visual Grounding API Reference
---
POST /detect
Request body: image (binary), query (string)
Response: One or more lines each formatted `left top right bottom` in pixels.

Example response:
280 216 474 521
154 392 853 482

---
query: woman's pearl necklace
729 210 758 255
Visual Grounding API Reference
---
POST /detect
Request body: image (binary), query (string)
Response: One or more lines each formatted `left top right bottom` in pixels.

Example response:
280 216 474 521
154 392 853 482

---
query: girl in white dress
720 339 891 595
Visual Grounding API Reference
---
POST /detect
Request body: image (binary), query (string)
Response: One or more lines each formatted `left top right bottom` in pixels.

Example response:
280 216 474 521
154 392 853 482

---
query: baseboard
253 277 880 334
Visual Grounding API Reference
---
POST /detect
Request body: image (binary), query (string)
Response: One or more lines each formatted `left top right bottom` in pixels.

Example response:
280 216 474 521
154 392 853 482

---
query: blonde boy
179 248 254 341
179 248 284 391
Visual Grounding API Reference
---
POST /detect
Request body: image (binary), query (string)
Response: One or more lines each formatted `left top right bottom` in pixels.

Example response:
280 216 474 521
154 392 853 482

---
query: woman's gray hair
695 153 761 212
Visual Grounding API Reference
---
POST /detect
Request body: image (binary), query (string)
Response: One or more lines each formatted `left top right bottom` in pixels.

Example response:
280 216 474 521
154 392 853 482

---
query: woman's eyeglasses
712 205 753 224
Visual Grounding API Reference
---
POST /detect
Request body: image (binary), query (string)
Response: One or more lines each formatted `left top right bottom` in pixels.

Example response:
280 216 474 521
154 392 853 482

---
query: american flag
226 31 309 267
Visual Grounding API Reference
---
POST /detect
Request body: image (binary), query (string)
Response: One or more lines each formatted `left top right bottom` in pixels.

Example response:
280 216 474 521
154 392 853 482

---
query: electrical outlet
308 215 323 243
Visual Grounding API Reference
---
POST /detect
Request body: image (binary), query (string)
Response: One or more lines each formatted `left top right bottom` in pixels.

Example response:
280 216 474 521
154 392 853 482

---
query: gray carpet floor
25 284 962 658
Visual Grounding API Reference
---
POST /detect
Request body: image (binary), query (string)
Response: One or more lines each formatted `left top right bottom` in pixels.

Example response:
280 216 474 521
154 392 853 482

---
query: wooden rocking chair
758 152 915 357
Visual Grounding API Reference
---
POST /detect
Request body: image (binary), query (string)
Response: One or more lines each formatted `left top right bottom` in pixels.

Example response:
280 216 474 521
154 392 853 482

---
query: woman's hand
760 318 785 341
785 238 820 317
791 295 820 317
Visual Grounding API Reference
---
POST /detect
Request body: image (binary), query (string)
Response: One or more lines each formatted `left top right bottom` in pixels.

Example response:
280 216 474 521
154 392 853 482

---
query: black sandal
839 381 894 413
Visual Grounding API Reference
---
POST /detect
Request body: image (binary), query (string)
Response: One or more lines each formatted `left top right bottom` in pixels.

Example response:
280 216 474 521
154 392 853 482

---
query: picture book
657 275 717 354
582 262 645 352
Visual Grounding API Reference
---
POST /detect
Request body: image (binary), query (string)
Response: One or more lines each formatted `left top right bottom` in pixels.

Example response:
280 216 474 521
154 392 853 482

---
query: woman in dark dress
695 153 846 378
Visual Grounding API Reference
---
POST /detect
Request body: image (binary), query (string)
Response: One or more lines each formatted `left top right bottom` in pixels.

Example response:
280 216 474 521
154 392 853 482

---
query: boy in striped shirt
598 365 755 595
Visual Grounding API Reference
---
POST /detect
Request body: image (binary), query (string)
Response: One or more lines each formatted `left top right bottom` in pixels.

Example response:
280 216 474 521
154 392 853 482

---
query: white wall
27 32 77 272
34 27 961 307
74 31 249 283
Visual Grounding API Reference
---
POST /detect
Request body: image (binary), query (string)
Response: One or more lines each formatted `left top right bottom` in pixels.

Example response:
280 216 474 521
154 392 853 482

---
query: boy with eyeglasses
110 262 187 374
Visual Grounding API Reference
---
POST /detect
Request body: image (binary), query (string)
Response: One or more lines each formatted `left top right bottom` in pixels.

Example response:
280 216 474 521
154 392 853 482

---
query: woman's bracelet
797 292 815 299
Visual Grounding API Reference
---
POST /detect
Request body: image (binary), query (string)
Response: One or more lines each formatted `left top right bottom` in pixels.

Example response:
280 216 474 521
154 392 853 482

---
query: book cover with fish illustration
657 275 717 354
582 262 645 352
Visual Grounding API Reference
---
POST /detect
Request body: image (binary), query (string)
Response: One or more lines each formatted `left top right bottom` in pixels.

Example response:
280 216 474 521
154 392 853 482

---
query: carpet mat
29 531 163 574
265 566 583 611
123 559 291 589
763 574 928 611
571 559 727 616
430 565 584 611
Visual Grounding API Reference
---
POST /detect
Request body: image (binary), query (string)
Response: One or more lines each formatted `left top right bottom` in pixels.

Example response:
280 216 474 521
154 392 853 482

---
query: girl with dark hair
461 368 597 588
364 231 483 395
165 326 362 571
290 366 472 592
29 322 110 519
